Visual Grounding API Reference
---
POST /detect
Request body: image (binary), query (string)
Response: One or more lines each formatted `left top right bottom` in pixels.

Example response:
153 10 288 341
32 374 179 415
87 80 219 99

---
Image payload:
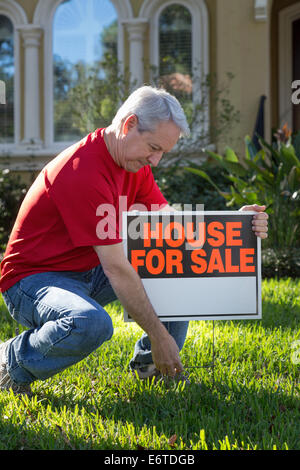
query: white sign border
122 211 262 322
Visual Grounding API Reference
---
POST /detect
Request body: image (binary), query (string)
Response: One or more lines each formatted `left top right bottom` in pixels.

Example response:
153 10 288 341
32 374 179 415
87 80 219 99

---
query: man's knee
73 308 113 353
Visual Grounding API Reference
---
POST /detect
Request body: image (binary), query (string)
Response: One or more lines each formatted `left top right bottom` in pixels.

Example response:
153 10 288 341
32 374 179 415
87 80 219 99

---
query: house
0 0 299 174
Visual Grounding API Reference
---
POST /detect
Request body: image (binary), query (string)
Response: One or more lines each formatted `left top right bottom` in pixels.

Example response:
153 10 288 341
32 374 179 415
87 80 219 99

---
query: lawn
0 278 299 451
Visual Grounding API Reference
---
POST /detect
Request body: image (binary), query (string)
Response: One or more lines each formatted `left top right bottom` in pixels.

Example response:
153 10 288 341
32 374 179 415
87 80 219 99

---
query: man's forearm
105 261 167 341
105 260 183 375
93 243 183 375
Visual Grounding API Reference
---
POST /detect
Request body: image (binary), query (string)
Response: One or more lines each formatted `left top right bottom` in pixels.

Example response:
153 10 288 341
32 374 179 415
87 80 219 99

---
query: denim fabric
2 265 189 385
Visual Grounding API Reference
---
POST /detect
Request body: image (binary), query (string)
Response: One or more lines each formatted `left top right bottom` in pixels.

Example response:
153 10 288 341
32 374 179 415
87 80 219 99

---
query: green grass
0 278 299 450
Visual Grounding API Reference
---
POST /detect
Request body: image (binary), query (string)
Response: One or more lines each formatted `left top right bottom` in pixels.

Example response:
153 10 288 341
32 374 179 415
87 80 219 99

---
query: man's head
106 86 190 172
112 85 190 138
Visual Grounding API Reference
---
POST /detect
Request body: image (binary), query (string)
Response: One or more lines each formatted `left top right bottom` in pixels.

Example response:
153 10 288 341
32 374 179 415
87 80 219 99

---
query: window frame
139 0 209 139
0 0 27 151
33 0 133 149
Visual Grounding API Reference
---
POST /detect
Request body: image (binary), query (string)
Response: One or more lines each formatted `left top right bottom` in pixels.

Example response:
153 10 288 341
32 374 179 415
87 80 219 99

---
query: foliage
262 247 300 279
53 5 240 150
0 169 28 256
185 130 300 251
54 52 132 140
153 70 241 149
153 159 230 210
53 17 130 141
68 54 132 135
0 278 299 450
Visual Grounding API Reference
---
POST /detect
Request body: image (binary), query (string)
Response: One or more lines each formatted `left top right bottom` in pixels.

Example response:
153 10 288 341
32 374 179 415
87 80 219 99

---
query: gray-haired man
0 86 268 394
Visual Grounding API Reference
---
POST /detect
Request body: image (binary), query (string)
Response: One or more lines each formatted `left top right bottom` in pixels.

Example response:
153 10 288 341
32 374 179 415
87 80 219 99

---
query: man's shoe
133 363 159 380
0 340 32 396
133 363 190 385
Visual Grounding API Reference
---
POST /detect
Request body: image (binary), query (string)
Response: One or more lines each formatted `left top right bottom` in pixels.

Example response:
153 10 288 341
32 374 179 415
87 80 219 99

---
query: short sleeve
44 165 122 247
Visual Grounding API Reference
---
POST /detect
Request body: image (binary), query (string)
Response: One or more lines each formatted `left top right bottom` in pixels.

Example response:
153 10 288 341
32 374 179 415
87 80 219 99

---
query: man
0 86 268 394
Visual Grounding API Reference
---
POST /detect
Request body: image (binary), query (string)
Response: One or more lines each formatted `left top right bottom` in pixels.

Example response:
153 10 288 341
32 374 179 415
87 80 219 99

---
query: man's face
118 116 181 172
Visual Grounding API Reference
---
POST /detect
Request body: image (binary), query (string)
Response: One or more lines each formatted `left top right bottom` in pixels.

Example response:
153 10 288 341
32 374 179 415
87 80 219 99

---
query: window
140 0 209 137
53 0 118 142
159 5 192 85
158 4 192 121
0 14 14 143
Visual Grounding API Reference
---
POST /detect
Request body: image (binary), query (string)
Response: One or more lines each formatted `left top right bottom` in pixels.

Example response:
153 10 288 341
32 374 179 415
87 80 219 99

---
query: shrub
0 169 28 257
262 247 300 279
153 160 232 210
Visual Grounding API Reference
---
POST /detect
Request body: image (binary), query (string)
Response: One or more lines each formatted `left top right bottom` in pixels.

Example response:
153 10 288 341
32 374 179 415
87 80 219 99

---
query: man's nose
148 152 163 167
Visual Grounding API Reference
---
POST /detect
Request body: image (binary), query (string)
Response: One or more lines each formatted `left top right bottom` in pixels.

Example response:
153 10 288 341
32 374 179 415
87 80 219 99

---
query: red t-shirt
0 128 167 292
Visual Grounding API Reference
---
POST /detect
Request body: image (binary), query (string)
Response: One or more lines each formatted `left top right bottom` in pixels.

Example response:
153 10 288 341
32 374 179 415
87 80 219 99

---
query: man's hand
239 204 268 239
150 331 183 377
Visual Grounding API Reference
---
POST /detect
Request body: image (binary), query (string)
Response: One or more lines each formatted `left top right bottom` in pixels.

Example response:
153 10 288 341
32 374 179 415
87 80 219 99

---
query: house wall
0 0 290 172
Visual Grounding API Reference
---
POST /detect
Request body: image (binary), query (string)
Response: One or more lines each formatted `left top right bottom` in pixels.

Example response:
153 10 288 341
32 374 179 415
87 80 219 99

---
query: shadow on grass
260 300 299 332
0 286 299 450
1 372 298 450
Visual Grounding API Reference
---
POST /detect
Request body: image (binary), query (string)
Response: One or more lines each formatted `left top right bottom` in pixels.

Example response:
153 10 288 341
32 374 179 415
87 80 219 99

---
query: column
123 19 148 89
0 80 5 104
19 25 42 145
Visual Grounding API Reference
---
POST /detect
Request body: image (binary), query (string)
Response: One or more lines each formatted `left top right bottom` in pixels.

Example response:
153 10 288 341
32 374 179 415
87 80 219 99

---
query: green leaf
225 147 239 162
226 174 247 187
241 190 258 204
221 160 248 177
184 167 227 197
287 166 300 192
245 135 258 160
275 162 285 187
245 160 274 186
279 144 300 171
258 136 281 162
206 150 224 162
206 150 248 176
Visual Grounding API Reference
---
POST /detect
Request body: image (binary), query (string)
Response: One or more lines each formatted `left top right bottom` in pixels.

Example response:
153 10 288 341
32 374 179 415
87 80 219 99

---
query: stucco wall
213 0 271 154
0 0 277 169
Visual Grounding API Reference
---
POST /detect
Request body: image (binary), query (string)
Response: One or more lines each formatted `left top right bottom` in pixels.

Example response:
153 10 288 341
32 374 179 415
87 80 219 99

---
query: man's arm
93 243 183 376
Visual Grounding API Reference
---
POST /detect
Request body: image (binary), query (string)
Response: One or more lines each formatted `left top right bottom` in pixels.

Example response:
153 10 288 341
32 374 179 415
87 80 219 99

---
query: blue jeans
1 265 189 385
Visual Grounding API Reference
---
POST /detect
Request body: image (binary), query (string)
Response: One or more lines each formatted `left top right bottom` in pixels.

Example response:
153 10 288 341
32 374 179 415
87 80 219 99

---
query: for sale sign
122 211 261 321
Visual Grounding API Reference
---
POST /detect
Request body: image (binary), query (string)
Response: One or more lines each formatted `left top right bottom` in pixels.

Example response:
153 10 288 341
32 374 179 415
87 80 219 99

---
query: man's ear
122 114 138 135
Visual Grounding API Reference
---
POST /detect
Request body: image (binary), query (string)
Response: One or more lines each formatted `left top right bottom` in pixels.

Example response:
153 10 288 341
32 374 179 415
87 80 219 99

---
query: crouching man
0 86 268 395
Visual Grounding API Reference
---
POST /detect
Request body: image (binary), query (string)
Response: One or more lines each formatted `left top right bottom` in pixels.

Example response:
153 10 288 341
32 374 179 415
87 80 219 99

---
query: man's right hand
150 330 183 377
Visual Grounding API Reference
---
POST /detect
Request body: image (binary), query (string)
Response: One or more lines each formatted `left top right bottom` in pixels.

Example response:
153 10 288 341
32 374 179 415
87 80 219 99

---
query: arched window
140 0 209 138
159 5 192 84
158 4 192 122
53 0 118 142
0 14 14 143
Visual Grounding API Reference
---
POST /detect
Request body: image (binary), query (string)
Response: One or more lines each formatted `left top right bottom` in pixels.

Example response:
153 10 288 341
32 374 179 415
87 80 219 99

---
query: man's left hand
239 204 268 239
